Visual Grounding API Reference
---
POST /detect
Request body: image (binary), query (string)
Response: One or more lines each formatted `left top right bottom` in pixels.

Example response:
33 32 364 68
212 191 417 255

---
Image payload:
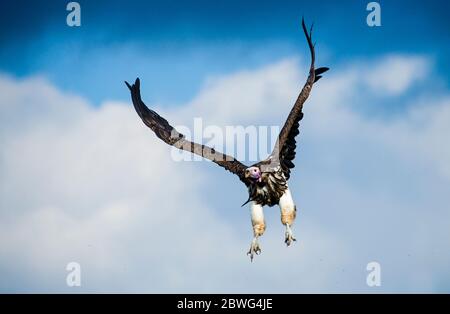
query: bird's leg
284 223 296 246
247 236 261 262
279 188 297 246
247 201 265 262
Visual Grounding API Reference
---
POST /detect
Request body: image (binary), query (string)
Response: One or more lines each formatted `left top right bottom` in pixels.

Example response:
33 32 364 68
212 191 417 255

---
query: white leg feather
247 201 265 261
278 188 297 246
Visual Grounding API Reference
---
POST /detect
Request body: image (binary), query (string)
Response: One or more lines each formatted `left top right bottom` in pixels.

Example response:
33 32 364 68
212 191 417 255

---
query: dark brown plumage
125 18 328 208
126 77 248 183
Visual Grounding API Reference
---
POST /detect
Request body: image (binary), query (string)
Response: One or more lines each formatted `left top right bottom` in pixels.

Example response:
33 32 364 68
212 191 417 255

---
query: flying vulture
125 19 329 261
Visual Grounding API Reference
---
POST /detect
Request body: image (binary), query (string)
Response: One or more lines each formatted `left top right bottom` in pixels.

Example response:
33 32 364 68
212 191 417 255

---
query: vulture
125 19 329 261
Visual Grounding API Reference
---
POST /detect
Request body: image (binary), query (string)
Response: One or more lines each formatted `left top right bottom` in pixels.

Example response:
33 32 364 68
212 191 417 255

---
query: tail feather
241 197 252 207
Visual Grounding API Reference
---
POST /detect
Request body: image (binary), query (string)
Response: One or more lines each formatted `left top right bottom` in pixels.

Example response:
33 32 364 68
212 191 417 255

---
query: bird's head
245 166 262 183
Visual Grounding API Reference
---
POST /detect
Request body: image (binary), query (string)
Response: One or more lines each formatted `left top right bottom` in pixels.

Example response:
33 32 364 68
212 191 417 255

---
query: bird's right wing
126 78 249 182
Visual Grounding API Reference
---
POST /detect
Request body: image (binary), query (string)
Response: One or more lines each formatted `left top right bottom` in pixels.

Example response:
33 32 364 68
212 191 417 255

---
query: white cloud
0 73 349 293
363 55 429 95
184 58 302 125
0 54 449 292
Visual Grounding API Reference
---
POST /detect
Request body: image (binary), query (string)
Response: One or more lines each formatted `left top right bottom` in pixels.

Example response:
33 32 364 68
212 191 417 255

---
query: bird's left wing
125 78 249 182
264 19 329 179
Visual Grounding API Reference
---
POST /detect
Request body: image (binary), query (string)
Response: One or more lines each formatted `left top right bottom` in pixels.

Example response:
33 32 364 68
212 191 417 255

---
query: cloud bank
0 54 449 292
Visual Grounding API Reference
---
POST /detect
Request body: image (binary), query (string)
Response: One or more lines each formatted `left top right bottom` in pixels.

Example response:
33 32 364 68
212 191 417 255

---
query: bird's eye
253 169 257 172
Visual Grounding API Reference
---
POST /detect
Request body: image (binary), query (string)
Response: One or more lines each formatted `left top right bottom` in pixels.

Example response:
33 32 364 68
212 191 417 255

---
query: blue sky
1 1 450 293
1 0 449 105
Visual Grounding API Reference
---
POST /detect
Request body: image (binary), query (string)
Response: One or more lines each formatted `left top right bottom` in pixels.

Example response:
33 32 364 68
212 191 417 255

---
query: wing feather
126 78 248 182
264 19 329 178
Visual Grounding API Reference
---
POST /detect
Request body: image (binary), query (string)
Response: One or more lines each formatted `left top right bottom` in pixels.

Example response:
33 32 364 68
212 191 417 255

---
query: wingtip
125 78 141 91
301 17 307 32
301 17 312 40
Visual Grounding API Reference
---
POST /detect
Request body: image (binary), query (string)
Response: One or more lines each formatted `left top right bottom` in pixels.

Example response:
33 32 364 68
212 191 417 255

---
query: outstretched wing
125 78 248 182
266 19 329 179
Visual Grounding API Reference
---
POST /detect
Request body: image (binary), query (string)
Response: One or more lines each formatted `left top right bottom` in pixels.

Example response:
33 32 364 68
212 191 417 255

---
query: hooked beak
251 173 261 181
245 168 262 183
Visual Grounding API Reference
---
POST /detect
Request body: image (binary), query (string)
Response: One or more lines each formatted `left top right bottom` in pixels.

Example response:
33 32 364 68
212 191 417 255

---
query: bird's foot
284 224 296 247
247 237 262 262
